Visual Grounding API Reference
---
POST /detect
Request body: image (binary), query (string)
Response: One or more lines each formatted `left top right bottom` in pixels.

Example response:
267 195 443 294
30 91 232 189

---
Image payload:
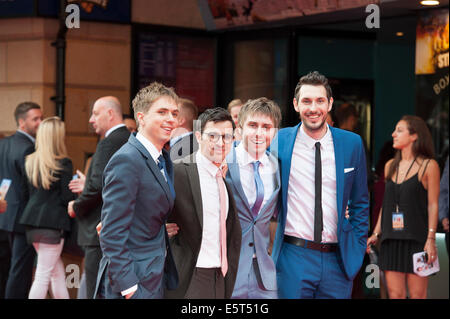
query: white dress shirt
122 132 163 297
105 123 126 138
235 143 277 212
136 132 167 181
285 124 338 243
195 151 229 268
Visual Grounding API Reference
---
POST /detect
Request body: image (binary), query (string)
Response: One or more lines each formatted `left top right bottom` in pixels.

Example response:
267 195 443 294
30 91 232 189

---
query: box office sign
0 0 130 23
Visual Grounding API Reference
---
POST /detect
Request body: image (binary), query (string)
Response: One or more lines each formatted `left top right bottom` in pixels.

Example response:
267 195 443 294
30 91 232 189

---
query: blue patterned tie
158 155 175 199
251 161 264 218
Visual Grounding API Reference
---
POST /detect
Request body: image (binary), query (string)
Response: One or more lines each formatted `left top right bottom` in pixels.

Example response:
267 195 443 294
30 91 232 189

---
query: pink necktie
216 168 228 277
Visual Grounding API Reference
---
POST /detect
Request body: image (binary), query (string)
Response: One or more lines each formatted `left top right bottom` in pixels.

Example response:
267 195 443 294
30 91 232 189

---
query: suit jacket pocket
133 255 164 290
342 218 354 232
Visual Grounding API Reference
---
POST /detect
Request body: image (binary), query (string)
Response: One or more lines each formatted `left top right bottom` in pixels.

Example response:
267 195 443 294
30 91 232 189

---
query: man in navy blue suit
0 102 43 298
271 71 369 299
95 82 179 299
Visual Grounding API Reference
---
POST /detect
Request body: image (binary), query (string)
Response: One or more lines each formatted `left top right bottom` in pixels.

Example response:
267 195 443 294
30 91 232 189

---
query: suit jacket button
249 243 254 247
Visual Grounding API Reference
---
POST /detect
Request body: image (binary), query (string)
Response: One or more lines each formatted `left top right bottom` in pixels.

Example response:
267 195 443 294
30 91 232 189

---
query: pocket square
344 167 355 173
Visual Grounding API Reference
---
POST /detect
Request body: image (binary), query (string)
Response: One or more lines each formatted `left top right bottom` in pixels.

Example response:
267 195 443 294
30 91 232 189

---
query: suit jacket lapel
257 152 281 219
330 127 344 221
183 154 204 229
129 134 172 204
226 148 252 216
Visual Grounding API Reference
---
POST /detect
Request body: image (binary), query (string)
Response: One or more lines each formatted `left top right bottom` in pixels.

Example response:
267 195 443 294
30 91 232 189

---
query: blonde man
95 82 179 299
225 97 282 298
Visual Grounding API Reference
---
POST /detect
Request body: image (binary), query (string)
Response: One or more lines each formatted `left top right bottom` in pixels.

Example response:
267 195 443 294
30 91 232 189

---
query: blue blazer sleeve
99 151 140 292
347 136 370 245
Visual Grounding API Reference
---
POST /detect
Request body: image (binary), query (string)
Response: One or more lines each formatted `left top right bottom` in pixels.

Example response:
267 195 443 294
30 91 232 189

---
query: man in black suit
67 96 130 299
169 98 199 161
165 108 242 299
0 102 43 298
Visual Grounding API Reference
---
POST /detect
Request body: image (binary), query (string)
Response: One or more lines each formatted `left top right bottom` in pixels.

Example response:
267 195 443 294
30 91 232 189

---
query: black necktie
314 142 323 243
157 155 176 199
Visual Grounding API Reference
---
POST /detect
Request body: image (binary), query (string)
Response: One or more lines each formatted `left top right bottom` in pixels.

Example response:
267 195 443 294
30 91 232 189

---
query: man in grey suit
96 82 179 299
225 98 281 298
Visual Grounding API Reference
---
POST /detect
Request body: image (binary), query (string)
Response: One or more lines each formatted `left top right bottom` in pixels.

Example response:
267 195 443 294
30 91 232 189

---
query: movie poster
199 0 377 30
415 9 449 167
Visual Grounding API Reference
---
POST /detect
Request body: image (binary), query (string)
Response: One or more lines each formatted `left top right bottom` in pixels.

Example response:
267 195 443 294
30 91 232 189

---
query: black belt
284 235 337 253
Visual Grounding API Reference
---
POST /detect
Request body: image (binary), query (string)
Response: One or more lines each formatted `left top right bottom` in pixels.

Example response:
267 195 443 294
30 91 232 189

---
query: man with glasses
165 107 242 299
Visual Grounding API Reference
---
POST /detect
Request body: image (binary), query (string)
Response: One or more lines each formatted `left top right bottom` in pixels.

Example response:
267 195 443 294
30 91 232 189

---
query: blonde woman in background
19 117 75 299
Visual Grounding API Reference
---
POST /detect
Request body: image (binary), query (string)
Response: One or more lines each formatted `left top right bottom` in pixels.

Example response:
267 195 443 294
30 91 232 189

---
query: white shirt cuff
121 284 138 297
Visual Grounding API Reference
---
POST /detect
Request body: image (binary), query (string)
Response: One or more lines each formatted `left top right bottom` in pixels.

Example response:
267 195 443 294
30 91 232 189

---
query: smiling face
294 84 333 139
196 120 234 166
241 113 276 160
392 120 417 150
136 96 179 151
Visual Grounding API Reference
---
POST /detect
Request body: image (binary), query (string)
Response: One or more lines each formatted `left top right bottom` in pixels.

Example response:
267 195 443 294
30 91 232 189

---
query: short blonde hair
132 82 179 129
237 97 282 129
227 99 243 113
25 117 68 190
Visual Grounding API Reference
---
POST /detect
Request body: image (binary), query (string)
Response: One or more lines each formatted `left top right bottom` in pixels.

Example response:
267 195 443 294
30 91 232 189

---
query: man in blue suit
95 82 179 299
271 71 369 299
0 102 42 298
226 97 281 299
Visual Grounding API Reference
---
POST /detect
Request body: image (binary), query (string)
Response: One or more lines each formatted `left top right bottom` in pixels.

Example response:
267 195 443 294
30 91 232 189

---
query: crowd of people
0 71 447 299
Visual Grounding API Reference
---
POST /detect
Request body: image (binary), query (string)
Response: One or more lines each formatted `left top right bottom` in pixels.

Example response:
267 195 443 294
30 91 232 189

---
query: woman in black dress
20 117 75 299
367 115 440 299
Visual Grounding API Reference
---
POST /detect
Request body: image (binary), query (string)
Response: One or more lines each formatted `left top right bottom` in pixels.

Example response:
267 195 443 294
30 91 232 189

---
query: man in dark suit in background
166 107 241 299
67 96 130 299
96 82 179 299
0 102 43 298
169 98 198 161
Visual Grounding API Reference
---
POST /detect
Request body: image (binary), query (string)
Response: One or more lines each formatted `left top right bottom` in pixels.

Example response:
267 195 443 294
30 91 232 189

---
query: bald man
67 96 130 298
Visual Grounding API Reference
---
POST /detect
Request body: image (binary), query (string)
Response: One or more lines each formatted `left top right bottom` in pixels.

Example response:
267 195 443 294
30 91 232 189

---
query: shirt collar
170 131 193 147
17 130 35 144
196 151 223 178
235 142 269 167
136 132 162 163
105 123 126 138
299 123 332 150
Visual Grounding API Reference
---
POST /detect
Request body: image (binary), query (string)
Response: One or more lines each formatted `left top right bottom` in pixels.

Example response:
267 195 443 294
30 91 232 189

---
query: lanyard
394 157 416 212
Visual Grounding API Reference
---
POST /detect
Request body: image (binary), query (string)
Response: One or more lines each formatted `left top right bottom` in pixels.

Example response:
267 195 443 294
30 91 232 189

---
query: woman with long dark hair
367 115 440 299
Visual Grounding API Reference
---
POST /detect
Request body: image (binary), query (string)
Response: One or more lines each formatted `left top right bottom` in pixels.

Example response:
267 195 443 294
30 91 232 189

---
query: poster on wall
199 0 378 30
136 33 215 112
415 8 449 167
